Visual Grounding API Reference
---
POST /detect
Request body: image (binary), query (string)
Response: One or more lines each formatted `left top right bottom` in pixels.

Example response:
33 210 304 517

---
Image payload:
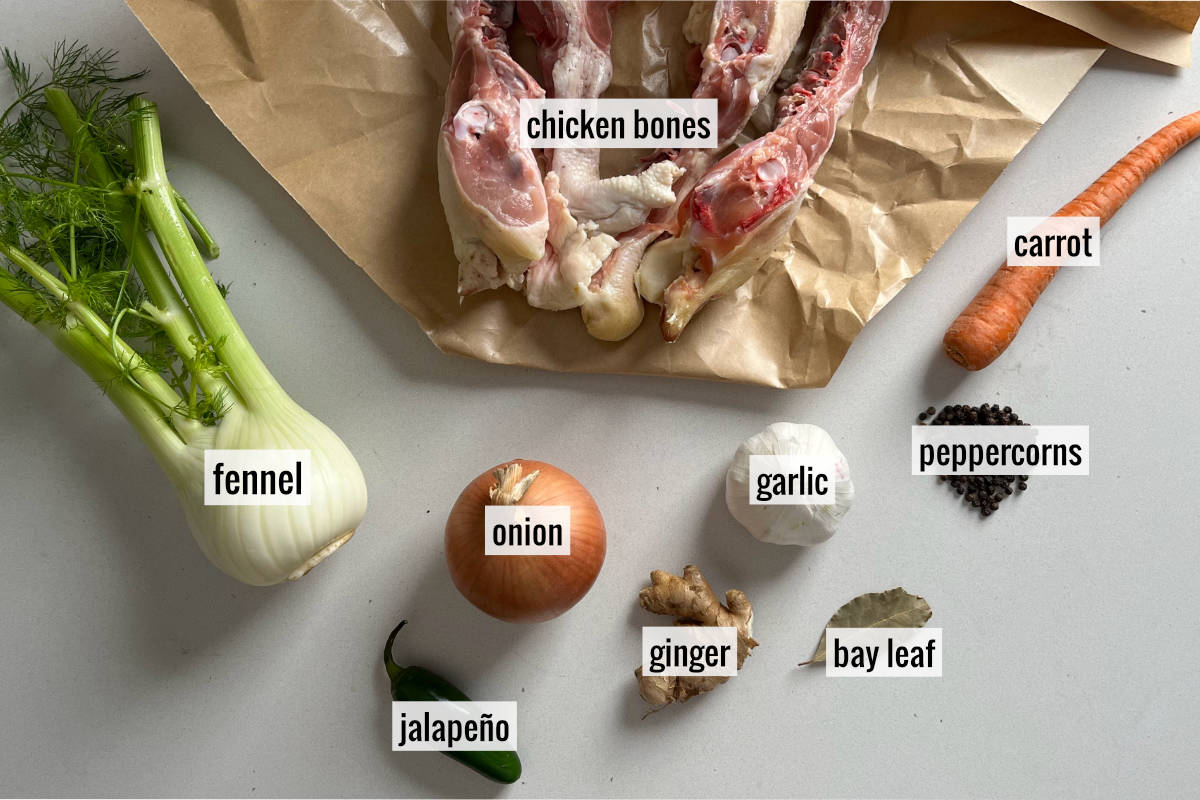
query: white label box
484 505 571 555
748 454 837 505
911 425 1089 475
826 628 943 677
203 449 311 506
1007 216 1100 267
520 98 718 148
642 626 739 677
392 701 517 751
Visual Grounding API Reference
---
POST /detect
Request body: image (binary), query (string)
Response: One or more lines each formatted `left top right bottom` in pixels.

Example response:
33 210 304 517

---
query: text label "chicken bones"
520 98 718 148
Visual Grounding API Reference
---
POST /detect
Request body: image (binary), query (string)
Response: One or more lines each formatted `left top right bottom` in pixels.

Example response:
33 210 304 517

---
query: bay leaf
799 587 931 666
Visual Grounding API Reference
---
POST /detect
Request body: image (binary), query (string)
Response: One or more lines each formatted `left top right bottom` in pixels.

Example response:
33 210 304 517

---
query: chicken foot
518 1 684 236
518 0 680 314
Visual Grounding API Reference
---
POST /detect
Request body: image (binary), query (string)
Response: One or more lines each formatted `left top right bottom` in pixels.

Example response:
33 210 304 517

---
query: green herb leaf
1 44 238 428
800 587 931 666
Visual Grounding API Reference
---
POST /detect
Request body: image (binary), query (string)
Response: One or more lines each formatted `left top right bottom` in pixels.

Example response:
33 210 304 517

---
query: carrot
943 109 1200 370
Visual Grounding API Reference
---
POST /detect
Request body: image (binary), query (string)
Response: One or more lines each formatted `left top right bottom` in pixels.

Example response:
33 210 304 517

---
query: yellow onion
445 460 605 622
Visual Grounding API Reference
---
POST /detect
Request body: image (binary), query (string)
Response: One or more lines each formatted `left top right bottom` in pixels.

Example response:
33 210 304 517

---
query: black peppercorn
918 402 1030 517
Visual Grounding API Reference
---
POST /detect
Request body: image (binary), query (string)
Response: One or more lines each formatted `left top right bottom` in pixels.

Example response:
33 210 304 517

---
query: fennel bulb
162 397 367 586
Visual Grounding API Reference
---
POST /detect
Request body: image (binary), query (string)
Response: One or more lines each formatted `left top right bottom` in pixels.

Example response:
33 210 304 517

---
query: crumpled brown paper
125 1 1194 387
1019 1 1200 66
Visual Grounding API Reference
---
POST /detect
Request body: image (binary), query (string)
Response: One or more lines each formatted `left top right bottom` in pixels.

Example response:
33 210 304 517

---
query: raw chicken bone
693 0 811 148
641 1 891 342
438 0 549 296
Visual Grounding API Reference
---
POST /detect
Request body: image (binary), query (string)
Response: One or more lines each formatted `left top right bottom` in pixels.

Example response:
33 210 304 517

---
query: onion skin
445 459 606 623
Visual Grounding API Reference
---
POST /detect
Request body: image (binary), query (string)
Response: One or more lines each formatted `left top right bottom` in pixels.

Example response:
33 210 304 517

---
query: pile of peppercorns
917 404 1029 517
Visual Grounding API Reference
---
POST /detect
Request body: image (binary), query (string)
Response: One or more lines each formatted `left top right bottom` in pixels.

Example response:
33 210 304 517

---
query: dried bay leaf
800 587 931 666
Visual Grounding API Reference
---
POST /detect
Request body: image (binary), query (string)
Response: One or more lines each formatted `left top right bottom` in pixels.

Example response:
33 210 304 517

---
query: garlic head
725 422 854 546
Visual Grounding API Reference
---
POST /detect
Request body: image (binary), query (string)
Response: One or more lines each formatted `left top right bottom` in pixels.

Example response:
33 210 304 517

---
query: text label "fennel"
203 449 311 506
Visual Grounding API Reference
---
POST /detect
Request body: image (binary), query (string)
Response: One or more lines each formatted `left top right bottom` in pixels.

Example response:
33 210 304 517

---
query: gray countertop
2 2 1198 797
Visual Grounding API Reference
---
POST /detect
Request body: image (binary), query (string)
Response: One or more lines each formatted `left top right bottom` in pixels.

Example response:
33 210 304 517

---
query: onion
445 460 606 623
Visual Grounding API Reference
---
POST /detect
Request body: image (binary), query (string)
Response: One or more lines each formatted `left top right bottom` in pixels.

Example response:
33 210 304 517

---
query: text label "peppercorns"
911 425 1089 476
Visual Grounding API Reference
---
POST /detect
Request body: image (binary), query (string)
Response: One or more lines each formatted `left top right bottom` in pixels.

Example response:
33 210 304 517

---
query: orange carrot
944 109 1200 370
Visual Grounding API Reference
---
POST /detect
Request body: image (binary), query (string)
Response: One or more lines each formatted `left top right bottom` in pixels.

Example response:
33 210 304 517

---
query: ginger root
634 564 758 707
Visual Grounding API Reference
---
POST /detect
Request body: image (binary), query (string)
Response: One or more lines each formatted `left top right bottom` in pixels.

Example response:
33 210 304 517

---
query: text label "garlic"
748 454 835 505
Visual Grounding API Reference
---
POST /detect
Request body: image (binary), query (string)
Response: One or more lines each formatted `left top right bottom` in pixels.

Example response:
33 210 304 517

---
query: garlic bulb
725 423 854 546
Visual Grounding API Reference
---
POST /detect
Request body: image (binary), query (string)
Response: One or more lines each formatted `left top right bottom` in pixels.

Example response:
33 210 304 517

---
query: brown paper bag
125 1 1194 387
